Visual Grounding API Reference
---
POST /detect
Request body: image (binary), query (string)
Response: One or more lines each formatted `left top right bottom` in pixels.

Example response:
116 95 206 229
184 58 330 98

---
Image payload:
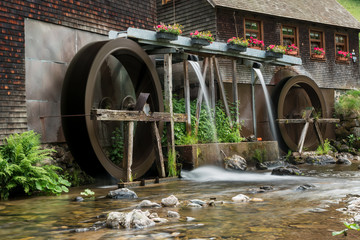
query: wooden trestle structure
92 28 303 181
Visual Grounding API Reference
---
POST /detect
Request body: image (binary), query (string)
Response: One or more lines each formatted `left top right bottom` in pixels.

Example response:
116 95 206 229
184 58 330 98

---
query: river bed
1 164 360 239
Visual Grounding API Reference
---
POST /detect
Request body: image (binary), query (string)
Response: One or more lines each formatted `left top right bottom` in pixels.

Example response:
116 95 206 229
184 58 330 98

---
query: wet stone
309 208 327 213
187 203 202 208
186 216 196 221
161 195 179 207
336 156 352 165
190 199 206 206
256 162 268 170
74 196 84 202
271 166 302 176
224 154 247 171
305 155 336 165
137 200 161 208
107 188 138 199
106 210 155 229
297 183 316 191
232 194 250 202
167 211 180 218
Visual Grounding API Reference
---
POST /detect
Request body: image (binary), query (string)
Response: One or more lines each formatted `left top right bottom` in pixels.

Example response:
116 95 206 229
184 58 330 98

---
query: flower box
312 53 324 59
191 38 210 47
156 32 178 41
286 50 298 56
227 43 247 52
250 46 262 50
265 51 283 59
336 56 349 62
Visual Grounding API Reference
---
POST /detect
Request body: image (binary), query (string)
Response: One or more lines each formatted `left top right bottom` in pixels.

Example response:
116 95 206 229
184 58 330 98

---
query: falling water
253 68 279 142
188 61 220 150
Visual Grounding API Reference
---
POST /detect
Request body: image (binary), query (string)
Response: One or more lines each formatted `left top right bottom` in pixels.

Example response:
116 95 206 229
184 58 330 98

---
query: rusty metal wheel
61 38 163 180
274 75 327 151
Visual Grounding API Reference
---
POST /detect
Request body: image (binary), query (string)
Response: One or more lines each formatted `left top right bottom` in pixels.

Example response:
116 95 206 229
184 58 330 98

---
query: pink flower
190 32 193 36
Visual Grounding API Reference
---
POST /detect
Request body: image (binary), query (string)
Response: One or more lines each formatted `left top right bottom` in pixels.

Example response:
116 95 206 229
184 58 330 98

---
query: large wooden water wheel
61 38 164 179
273 75 338 152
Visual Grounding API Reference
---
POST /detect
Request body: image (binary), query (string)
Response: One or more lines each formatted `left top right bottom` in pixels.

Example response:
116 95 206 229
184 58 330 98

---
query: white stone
167 210 180 218
161 195 179 207
232 194 250 202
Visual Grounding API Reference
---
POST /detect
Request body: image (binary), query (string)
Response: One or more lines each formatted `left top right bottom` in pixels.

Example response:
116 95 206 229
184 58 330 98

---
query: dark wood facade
0 0 157 139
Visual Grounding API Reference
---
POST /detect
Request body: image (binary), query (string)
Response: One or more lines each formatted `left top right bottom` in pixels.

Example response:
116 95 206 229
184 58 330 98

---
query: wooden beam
183 60 192 135
213 57 232 126
151 122 166 178
297 121 309 154
314 121 324 147
232 59 239 124
277 118 339 124
123 121 134 182
164 53 176 163
92 109 186 122
209 57 215 109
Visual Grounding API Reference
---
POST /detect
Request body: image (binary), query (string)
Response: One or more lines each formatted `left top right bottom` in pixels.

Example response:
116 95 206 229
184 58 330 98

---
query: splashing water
253 68 278 142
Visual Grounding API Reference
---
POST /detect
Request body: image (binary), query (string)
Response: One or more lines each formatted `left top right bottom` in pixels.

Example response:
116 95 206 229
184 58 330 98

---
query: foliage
313 47 325 55
266 45 286 53
62 165 94 187
167 150 177 177
109 127 124 165
169 97 244 145
287 44 298 51
332 221 360 236
337 50 352 59
80 188 95 197
337 0 360 50
227 37 248 47
190 30 215 43
316 139 332 155
335 89 360 117
0 131 70 200
155 22 183 35
248 36 264 48
253 149 265 163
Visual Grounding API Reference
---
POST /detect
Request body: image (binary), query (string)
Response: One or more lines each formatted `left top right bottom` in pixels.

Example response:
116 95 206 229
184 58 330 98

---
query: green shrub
0 131 70 200
335 89 360 117
316 139 332 155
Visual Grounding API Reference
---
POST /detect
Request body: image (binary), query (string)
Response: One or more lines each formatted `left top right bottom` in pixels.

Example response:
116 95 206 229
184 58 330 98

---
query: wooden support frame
232 59 239 124
151 122 165 178
209 57 216 109
123 121 134 182
183 60 191 135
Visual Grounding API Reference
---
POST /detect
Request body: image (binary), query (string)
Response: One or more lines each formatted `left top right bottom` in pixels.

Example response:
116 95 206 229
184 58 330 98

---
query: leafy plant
335 89 360 117
253 149 265 163
227 37 248 47
80 188 95 197
155 22 183 35
190 30 215 43
332 222 360 236
0 131 70 200
248 36 264 48
313 47 325 55
167 150 177 177
316 139 332 155
109 127 124 165
266 45 286 53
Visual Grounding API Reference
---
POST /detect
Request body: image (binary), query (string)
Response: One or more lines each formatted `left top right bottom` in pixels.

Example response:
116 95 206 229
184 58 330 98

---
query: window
244 19 262 40
335 33 348 52
281 25 298 47
309 29 325 54
162 0 172 4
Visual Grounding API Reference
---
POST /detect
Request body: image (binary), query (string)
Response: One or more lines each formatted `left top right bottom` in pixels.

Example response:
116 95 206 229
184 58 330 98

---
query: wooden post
213 57 232 126
314 121 325 147
183 59 191 135
209 57 215 110
232 59 239 124
164 54 176 163
151 122 165 178
123 121 134 182
195 57 209 135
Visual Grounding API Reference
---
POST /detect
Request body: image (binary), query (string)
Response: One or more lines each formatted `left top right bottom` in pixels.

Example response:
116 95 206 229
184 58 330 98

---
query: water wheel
61 38 164 179
273 75 328 152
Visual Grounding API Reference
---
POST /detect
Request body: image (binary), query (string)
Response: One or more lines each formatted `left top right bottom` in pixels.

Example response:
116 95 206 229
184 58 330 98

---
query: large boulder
305 155 336 165
107 188 138 199
224 154 247 171
271 166 302 176
106 210 155 229
161 195 179 207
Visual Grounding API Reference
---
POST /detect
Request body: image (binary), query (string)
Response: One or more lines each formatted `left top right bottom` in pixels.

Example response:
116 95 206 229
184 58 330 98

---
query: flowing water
253 68 278 142
1 164 360 239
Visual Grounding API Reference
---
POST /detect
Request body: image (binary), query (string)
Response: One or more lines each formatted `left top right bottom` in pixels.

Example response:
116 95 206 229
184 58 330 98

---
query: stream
1 164 360 239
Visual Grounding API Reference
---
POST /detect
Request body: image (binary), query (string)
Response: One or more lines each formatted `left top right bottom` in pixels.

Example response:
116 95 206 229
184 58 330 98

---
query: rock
107 188 138 199
351 127 360 138
247 135 257 142
161 195 179 207
187 203 202 208
339 144 350 153
106 210 155 229
256 162 268 170
305 155 336 165
190 199 206 206
354 214 360 223
232 194 250 202
297 183 316 191
336 156 352 165
74 196 84 202
137 200 161 208
224 154 247 171
248 185 274 194
271 166 302 176
167 211 180 218
186 217 196 221
152 218 168 223
250 198 264 202
309 208 327 213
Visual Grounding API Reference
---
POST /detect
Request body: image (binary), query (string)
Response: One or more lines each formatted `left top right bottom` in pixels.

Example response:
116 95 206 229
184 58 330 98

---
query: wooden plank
209 57 215 109
123 121 134 182
277 118 339 124
232 59 239 124
297 121 309 154
314 121 324 147
92 109 186 122
317 118 340 123
183 60 191 134
214 57 232 126
151 122 165 178
164 53 176 163
117 176 179 188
